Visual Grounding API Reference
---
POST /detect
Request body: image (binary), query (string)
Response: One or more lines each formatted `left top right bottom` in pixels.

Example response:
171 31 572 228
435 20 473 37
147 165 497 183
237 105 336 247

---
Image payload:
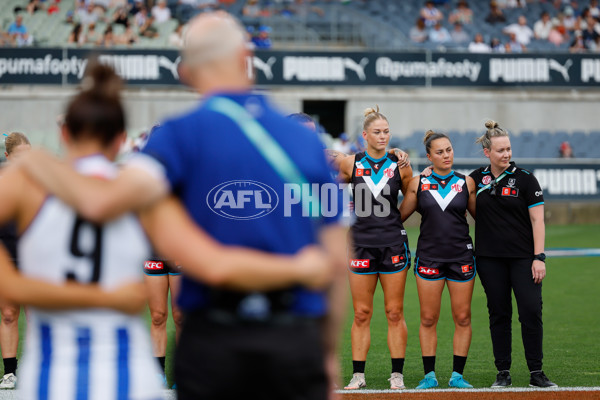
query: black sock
352 360 366 374
422 356 435 375
3 358 17 375
156 356 166 373
391 358 404 374
453 355 467 375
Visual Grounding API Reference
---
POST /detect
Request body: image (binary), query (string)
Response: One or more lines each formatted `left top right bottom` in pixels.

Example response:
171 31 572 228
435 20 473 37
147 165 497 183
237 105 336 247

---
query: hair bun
363 105 380 118
484 120 498 130
81 61 122 101
423 129 436 145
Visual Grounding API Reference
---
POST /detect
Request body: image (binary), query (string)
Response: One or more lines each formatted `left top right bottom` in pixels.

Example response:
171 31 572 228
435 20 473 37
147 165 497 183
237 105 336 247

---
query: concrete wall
2 85 600 151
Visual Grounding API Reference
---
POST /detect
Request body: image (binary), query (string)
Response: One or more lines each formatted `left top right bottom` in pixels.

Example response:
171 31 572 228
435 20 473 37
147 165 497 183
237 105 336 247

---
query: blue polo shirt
142 92 341 316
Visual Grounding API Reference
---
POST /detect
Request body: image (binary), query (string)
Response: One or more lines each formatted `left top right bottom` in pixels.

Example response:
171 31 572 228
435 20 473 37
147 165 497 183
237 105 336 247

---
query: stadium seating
0 0 591 51
402 129 600 159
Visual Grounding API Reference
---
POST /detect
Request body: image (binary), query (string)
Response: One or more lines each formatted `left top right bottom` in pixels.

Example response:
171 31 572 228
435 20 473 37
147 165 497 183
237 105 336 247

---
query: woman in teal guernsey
400 130 476 389
337 107 413 390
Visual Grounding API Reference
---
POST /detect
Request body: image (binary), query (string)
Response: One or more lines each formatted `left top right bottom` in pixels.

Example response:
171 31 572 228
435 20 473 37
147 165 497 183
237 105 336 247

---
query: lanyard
476 171 509 197
206 96 320 217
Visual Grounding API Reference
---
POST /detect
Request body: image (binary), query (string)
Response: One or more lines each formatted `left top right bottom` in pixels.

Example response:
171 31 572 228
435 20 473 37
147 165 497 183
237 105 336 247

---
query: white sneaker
389 372 405 389
0 373 16 389
344 372 366 390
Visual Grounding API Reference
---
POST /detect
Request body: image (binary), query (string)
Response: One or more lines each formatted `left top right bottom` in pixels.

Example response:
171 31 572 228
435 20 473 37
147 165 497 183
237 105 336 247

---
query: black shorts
175 312 327 400
143 259 182 276
349 242 411 275
414 257 476 282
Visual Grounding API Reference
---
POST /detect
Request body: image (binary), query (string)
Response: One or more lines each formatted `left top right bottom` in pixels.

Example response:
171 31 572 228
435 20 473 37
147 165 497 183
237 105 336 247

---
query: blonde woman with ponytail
0 132 31 389
336 106 413 390
469 120 556 388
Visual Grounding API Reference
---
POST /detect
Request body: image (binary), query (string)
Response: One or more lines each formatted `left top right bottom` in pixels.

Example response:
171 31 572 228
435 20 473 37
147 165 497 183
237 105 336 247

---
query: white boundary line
336 386 600 394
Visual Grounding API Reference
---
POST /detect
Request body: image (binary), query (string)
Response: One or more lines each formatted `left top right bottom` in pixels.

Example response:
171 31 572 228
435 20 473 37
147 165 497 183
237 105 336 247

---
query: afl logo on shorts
451 183 462 193
482 175 492 185
384 168 394 178
207 180 279 220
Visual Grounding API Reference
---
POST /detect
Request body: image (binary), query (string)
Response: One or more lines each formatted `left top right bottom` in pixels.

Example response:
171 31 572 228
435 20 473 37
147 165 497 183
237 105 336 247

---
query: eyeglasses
489 180 498 196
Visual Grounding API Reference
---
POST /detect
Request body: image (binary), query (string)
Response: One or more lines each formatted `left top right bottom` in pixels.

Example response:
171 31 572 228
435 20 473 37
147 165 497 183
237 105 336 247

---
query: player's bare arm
399 176 419 223
466 176 476 219
18 149 168 223
139 196 333 291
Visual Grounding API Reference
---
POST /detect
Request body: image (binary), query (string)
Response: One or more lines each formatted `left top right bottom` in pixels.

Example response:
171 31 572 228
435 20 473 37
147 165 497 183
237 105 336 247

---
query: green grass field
5 224 600 390
340 224 600 389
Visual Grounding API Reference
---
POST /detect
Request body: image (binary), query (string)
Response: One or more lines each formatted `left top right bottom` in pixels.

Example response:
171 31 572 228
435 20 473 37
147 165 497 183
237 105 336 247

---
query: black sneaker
491 370 512 388
530 371 558 388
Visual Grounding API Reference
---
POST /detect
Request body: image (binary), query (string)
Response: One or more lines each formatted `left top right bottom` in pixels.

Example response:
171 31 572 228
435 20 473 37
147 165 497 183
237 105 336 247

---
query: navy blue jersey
470 162 544 258
350 152 408 248
142 92 341 316
0 221 17 262
416 171 473 263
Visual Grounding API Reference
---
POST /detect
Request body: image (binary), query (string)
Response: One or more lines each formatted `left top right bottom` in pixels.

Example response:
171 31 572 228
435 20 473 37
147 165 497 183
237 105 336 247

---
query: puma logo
343 57 369 81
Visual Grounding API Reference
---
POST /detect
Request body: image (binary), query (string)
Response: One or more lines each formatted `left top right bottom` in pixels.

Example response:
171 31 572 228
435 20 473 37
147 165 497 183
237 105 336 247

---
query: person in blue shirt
7 15 31 47
17 11 347 400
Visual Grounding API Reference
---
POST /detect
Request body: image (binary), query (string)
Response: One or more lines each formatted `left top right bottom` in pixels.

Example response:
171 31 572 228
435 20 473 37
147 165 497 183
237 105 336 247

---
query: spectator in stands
582 14 600 47
429 21 452 44
496 0 525 8
281 0 325 19
563 6 577 31
135 7 159 37
421 1 444 28
575 8 591 31
68 23 86 46
491 37 506 52
503 15 534 46
152 0 172 24
7 15 33 47
569 29 587 52
251 25 272 49
47 0 60 15
98 25 116 47
590 0 600 17
119 24 139 45
27 0 44 15
77 2 99 26
129 0 144 16
505 31 524 52
451 22 470 44
559 141 574 157
469 33 492 52
243 0 262 17
85 22 102 44
112 6 131 27
534 12 553 40
449 1 473 25
410 18 429 43
65 10 75 25
485 1 506 25
548 17 568 46
169 22 185 48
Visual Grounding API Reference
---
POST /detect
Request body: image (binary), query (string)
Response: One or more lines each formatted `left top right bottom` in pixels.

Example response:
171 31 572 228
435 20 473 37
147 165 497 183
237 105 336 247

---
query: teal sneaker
416 371 438 389
448 371 473 388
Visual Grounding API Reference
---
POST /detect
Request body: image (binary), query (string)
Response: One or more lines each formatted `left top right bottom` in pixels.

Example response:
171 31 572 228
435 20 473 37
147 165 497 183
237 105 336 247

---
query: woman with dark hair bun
400 130 476 390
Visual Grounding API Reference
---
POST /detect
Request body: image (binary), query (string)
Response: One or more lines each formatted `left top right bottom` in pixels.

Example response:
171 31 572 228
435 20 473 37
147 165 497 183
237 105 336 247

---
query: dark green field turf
340 224 600 389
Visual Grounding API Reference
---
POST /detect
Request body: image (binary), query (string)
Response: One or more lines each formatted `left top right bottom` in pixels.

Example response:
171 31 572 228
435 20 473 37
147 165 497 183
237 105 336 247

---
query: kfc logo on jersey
482 175 492 185
144 261 164 270
350 259 370 268
418 266 439 275
451 183 463 193
384 168 394 178
356 169 371 177
461 265 473 273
